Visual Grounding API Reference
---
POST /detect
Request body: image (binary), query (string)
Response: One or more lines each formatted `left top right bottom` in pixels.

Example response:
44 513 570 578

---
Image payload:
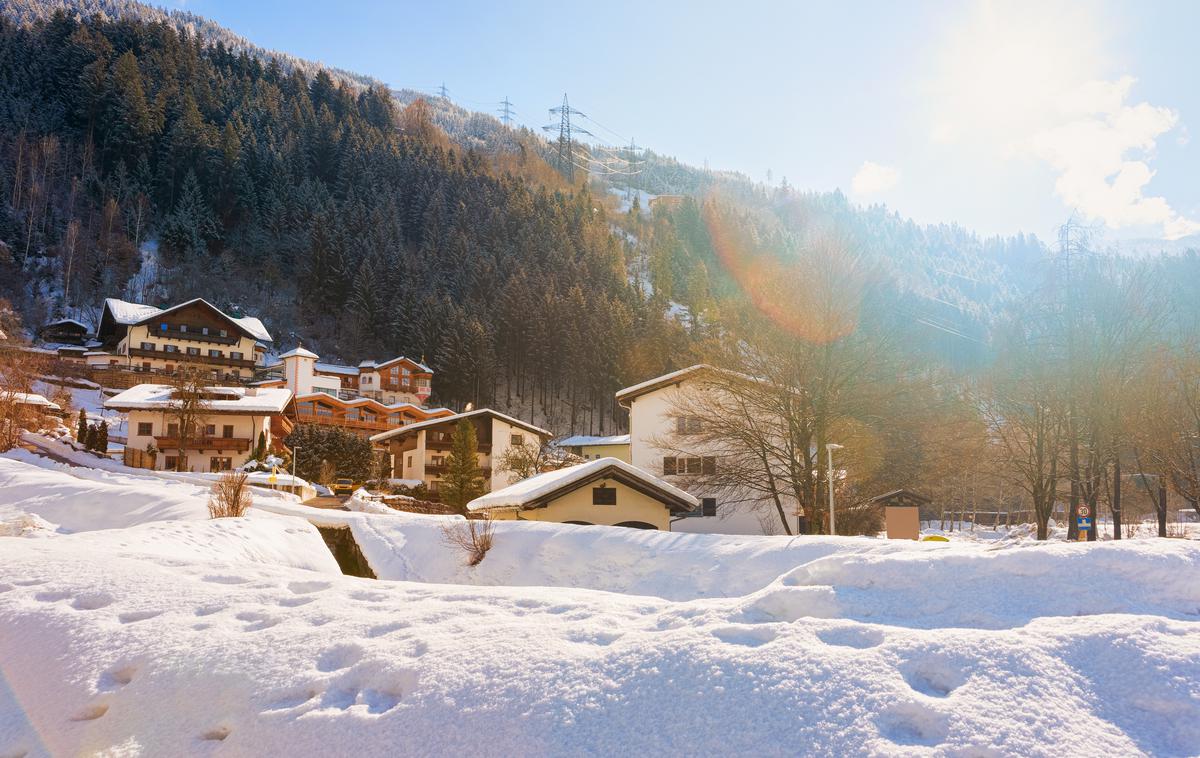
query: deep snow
2 450 1199 756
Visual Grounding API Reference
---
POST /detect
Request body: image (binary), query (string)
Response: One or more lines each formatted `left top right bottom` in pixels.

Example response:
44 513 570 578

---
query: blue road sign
1077 517 1092 530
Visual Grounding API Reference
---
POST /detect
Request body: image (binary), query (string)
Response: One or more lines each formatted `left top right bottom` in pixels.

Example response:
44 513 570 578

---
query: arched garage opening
614 521 658 530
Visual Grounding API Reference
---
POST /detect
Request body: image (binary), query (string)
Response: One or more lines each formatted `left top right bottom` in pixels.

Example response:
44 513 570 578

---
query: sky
176 0 1200 243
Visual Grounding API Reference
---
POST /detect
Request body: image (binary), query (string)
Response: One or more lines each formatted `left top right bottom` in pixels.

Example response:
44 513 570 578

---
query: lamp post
826 443 844 536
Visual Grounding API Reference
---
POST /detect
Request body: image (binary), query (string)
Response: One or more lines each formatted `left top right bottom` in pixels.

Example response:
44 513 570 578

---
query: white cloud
930 1 1198 240
851 161 900 195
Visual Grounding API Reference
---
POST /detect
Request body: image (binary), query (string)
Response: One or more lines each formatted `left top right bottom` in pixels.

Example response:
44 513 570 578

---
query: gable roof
557 434 631 447
466 457 698 513
615 365 716 404
362 355 433 373
104 384 292 414
369 408 551 443
40 318 91 331
279 346 319 360
103 297 272 342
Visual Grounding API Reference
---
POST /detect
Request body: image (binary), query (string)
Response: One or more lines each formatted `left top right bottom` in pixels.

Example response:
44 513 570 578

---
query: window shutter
663 457 676 475
702 456 717 475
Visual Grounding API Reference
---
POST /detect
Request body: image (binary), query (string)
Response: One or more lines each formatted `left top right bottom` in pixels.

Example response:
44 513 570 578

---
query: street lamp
826 443 844 536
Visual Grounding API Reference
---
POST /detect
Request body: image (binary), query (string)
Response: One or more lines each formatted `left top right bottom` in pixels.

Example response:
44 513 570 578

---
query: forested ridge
0 11 695 433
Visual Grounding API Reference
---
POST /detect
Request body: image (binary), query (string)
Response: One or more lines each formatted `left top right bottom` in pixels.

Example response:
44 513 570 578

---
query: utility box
867 489 931 540
884 504 920 540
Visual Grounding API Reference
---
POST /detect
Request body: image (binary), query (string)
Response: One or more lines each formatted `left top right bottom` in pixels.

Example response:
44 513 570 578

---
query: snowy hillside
2 451 1199 755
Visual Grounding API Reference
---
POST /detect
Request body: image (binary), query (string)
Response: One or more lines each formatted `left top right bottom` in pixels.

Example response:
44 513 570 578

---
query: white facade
619 367 790 536
278 348 341 397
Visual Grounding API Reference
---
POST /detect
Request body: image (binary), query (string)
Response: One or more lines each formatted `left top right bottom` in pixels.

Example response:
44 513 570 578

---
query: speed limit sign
1078 505 1090 517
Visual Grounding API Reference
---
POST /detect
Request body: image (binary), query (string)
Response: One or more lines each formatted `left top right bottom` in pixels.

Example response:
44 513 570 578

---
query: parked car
331 478 355 497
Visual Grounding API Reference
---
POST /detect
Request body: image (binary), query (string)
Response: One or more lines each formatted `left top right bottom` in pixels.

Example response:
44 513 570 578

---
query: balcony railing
150 327 240 345
293 412 395 432
129 347 256 369
425 464 491 477
154 436 251 452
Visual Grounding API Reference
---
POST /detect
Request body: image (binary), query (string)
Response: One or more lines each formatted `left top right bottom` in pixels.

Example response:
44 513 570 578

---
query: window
179 324 188 333
592 486 617 505
511 433 524 446
165 455 178 469
219 329 227 338
165 364 175 373
167 423 179 437
391 366 399 376
222 425 234 439
201 327 209 336
676 417 702 435
141 362 151 371
208 349 222 358
701 498 718 517
186 347 200 356
164 344 178 353
209 457 232 471
137 422 153 436
684 457 702 475
231 351 243 360
702 456 717 475
140 342 155 351
431 456 445 466
406 455 413 469
663 457 677 475
204 424 216 437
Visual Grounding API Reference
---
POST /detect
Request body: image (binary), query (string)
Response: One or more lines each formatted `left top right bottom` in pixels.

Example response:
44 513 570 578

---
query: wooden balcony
425 464 491 477
293 412 396 432
129 347 256 369
152 327 240 345
154 436 251 452
426 438 491 453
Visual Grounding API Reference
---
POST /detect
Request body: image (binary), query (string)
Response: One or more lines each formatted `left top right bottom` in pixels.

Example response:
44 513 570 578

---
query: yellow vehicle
330 478 355 497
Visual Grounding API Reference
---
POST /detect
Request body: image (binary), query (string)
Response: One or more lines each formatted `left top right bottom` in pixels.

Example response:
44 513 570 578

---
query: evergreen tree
439 418 485 513
95 422 109 453
76 408 88 443
253 430 267 462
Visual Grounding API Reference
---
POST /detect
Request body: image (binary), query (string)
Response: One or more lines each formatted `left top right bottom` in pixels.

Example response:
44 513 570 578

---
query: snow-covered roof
557 434 631 447
103 297 162 325
8 392 61 411
294 392 452 415
314 362 358 376
368 356 433 373
615 365 715 403
279 346 319 360
83 351 110 357
104 384 293 414
370 408 551 443
41 318 90 330
105 297 273 342
467 457 698 513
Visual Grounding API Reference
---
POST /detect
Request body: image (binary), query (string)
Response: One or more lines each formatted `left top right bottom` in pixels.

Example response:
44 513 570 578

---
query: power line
546 93 588 182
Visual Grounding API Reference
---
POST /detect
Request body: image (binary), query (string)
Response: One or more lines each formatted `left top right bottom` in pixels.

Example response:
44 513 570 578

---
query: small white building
105 384 293 473
556 434 631 462
467 457 698 530
370 408 552 495
616 365 782 536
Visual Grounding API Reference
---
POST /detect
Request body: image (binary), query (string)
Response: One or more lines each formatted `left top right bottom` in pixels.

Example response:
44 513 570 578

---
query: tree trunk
1157 484 1168 538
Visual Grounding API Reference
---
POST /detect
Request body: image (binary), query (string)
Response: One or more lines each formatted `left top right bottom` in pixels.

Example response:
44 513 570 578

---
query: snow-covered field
2 450 1199 756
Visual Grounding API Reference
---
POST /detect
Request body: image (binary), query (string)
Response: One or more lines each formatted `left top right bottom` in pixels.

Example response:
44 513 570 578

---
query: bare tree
497 440 580 481
440 513 495 566
164 367 211 472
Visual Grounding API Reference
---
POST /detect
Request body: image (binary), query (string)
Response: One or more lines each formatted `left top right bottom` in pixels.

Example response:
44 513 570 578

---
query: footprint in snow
816 626 884 649
567 629 624 647
199 725 231 741
70 703 109 722
194 605 224 617
262 689 319 713
317 643 364 672
366 621 411 638
277 595 315 608
118 610 163 624
13 579 48 587
71 592 115 611
711 625 777 648
901 658 964 698
288 580 331 595
349 590 389 603
33 590 72 603
0 582 13 593
201 574 252 585
236 611 280 631
98 665 136 691
876 700 950 747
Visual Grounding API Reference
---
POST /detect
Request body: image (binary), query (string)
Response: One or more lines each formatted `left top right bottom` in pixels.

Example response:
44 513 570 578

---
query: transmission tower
437 82 449 100
498 97 515 127
545 94 590 182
